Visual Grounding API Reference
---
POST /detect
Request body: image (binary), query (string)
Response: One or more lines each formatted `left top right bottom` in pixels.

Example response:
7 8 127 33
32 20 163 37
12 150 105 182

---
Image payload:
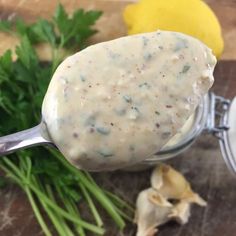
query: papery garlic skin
135 164 207 236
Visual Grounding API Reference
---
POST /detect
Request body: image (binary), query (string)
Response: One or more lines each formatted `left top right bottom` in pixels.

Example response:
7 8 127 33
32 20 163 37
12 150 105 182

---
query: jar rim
145 95 209 162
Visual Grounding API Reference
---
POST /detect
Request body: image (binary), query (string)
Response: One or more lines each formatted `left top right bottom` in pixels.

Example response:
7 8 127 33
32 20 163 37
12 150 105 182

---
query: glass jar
136 92 236 175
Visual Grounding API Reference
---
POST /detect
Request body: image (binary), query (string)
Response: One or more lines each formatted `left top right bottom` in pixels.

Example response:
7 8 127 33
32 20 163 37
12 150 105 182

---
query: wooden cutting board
0 1 236 236
1 60 236 236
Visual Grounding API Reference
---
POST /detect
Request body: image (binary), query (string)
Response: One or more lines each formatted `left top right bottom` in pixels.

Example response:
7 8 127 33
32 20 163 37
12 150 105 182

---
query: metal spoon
0 122 53 156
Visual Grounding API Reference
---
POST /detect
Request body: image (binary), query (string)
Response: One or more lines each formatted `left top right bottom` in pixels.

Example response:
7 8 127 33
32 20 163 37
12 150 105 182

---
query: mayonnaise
42 31 216 171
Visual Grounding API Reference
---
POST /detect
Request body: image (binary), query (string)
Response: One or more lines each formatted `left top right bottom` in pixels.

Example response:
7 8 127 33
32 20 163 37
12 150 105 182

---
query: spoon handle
0 125 51 156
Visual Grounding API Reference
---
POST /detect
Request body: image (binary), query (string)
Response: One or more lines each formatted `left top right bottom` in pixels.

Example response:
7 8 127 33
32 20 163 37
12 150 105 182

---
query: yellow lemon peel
123 0 224 58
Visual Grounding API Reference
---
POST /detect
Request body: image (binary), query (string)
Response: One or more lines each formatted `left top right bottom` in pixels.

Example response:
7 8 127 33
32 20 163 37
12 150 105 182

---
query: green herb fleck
84 115 96 126
80 75 86 82
108 51 120 59
123 95 132 103
131 106 140 113
97 149 113 157
174 39 188 51
96 127 110 135
0 20 11 33
143 53 152 61
139 82 151 89
142 36 149 47
114 108 126 116
181 65 191 74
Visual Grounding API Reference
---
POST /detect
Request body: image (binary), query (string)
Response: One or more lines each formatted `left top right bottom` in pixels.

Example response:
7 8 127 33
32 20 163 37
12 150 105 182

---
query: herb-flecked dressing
42 31 216 171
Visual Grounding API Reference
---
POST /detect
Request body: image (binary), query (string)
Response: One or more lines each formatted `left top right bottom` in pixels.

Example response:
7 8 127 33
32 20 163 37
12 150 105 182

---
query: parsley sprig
0 4 102 72
0 4 133 236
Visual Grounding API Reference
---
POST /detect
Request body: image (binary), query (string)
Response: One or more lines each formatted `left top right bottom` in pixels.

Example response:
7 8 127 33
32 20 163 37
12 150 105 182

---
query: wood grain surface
0 1 236 236
1 60 236 236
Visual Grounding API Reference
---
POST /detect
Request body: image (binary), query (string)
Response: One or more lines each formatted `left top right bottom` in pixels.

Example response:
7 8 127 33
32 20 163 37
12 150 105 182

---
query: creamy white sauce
42 31 216 171
163 114 195 148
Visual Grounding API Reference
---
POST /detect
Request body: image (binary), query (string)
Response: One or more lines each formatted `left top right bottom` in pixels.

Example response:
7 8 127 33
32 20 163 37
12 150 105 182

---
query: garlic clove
151 164 196 200
135 188 172 236
168 201 191 225
148 188 172 207
135 164 207 236
181 186 207 206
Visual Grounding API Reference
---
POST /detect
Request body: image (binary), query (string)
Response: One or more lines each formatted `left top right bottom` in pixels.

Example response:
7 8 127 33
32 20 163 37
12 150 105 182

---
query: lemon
123 0 224 58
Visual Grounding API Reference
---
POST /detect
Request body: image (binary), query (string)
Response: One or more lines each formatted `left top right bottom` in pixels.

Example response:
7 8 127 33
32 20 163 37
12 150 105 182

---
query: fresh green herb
143 53 152 61
181 64 191 74
0 20 11 33
0 4 133 236
123 95 132 103
80 75 86 82
142 36 149 47
97 149 114 158
96 127 110 135
174 38 188 51
0 3 102 72
0 176 7 188
131 106 140 113
53 4 102 49
139 82 151 89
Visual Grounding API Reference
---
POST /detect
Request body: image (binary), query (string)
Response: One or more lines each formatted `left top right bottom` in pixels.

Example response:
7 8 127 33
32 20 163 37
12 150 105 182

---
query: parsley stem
3 157 27 180
23 158 54 236
30 184 104 234
31 176 71 236
52 47 60 73
112 206 133 222
45 184 75 236
0 162 52 236
0 163 23 187
79 182 104 227
25 186 53 236
51 39 64 73
54 184 86 236
49 149 126 229
78 171 125 229
33 184 104 234
2 157 104 235
68 200 86 236
104 190 134 212
85 172 134 213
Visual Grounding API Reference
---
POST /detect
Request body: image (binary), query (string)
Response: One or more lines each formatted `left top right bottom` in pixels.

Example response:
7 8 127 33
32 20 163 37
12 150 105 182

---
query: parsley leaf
0 50 12 75
31 19 56 46
15 36 39 69
0 20 12 32
53 4 102 49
